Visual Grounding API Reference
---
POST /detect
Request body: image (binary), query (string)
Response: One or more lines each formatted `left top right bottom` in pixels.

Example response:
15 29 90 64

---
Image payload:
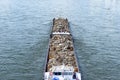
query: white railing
52 32 70 35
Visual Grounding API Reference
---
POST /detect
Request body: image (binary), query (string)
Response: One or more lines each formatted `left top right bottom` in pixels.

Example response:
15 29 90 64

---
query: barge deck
44 18 81 80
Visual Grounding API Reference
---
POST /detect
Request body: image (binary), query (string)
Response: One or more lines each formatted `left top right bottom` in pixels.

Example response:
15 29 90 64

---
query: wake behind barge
44 18 81 80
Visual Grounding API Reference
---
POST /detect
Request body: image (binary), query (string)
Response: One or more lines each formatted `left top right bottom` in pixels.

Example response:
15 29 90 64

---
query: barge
44 18 81 80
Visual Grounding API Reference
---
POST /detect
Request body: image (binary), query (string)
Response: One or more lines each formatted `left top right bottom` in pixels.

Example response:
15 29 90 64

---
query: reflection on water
0 0 120 80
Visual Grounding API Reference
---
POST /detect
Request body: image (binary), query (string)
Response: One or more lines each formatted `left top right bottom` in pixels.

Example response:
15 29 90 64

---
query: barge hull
44 18 81 80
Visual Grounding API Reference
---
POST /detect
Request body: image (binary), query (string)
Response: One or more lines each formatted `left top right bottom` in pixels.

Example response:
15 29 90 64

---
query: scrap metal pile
47 18 78 72
52 18 70 32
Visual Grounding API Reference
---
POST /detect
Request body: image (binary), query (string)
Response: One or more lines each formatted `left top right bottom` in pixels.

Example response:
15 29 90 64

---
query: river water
0 0 120 80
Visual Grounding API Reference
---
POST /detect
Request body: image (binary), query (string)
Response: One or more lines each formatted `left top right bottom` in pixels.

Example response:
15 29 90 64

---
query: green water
0 0 120 80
